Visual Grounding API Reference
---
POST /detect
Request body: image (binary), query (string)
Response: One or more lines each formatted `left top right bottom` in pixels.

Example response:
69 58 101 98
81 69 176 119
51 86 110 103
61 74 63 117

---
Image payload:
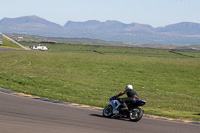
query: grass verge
0 42 199 121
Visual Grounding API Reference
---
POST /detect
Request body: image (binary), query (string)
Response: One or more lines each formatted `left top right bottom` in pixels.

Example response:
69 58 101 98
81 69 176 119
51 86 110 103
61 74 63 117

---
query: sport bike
103 96 146 122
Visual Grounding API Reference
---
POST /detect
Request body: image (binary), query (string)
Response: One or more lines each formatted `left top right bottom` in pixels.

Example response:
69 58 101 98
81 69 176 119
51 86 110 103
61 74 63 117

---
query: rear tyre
129 107 143 122
103 105 113 117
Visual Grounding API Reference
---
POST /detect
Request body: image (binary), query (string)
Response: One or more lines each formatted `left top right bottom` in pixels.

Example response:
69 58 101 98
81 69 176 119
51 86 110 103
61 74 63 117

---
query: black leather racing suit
115 89 139 108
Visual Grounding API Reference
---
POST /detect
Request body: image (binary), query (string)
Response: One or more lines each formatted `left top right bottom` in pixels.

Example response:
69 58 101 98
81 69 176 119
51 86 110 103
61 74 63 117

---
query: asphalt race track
0 92 199 133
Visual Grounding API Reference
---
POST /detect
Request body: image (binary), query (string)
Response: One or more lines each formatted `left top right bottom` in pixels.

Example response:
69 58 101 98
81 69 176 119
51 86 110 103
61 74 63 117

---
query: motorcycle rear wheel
103 105 113 117
129 107 143 122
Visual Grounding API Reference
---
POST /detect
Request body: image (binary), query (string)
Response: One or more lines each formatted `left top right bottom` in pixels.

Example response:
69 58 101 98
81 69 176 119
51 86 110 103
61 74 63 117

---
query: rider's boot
120 103 128 111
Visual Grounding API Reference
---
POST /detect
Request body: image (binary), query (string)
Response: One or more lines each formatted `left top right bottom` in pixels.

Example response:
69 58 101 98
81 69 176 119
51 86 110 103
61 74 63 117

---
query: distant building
18 37 23 39
29 44 48 50
17 36 23 42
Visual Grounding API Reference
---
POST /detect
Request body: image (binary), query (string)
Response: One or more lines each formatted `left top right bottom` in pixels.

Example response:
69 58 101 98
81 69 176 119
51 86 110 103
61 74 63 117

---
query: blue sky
0 0 200 27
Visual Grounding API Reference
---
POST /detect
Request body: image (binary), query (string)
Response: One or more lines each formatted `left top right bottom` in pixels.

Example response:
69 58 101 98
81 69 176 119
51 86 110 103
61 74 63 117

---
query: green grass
1 38 22 49
0 42 200 121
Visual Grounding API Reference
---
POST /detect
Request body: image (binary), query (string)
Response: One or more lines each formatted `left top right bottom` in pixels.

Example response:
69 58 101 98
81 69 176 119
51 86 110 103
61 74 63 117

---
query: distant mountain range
0 15 200 45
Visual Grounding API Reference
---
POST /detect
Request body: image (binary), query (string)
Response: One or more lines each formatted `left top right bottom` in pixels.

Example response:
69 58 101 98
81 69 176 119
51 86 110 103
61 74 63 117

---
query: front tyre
103 105 113 118
129 107 143 122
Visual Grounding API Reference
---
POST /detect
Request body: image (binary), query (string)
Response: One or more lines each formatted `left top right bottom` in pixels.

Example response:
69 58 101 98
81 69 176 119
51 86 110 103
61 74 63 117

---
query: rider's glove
113 95 118 100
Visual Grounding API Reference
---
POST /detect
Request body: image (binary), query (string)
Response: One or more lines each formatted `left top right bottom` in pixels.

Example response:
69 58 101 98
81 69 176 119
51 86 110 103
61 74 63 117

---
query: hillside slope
1 16 200 45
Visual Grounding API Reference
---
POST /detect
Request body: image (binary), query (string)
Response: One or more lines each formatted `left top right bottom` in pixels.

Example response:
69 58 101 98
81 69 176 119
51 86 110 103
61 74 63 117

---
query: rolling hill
0 15 200 45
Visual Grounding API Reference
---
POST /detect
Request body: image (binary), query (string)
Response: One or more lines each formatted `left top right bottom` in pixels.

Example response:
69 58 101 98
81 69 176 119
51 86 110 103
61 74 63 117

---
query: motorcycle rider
111 85 139 114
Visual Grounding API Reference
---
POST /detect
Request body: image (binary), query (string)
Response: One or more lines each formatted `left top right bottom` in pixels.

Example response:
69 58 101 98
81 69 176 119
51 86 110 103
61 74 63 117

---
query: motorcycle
103 96 146 122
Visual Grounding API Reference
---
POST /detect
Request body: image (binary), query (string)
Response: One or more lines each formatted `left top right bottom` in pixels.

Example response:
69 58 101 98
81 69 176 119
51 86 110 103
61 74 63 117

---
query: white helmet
125 85 133 90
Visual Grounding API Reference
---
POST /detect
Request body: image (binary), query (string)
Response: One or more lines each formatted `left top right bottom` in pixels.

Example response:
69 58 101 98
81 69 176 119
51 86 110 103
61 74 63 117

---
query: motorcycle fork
110 100 121 111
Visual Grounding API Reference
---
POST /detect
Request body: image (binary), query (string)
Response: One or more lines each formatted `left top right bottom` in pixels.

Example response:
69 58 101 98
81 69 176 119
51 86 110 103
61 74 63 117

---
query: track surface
0 92 199 133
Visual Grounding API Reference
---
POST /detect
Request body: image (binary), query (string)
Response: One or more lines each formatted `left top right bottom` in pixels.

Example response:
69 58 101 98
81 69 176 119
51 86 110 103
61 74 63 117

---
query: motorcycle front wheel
129 107 143 122
103 105 113 117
